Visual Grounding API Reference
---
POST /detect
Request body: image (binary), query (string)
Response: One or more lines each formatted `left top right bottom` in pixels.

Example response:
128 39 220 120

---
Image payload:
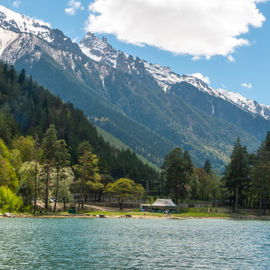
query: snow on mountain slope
0 5 53 43
0 5 85 76
0 3 269 121
79 32 270 120
80 32 118 67
0 27 19 55
218 88 270 119
143 61 183 92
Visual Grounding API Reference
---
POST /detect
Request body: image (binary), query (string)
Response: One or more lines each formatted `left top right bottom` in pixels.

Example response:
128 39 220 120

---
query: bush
0 186 23 212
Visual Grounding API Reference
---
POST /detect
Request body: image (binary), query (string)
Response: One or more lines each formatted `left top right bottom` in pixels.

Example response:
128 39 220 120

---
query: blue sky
1 0 270 105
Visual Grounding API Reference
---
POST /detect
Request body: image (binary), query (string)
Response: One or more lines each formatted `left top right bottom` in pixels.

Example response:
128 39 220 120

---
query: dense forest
1 62 270 213
0 63 160 212
162 134 270 213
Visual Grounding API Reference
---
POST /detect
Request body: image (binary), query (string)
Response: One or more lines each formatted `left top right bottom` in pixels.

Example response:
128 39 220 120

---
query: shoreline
1 214 270 220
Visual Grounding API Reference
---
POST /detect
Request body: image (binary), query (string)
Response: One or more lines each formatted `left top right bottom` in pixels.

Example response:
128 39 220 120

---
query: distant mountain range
1 5 269 169
79 32 270 120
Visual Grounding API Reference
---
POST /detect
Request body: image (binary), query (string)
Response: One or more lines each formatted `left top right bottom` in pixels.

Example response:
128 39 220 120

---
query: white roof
152 199 177 207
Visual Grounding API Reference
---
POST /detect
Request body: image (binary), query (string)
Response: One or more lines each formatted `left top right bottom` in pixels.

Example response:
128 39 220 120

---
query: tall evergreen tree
74 142 102 210
223 138 249 212
203 160 211 175
18 69 26 85
162 147 193 204
9 65 16 84
251 132 270 211
183 150 194 176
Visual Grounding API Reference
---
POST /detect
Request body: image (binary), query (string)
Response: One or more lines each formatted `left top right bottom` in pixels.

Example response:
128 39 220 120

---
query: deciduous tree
53 139 70 212
41 124 57 211
105 178 144 210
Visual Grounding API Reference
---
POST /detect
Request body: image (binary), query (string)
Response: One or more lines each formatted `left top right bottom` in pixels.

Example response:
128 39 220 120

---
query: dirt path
83 203 136 212
84 204 115 211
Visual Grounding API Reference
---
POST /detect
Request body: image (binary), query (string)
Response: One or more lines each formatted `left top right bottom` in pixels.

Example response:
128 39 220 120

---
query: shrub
0 186 23 212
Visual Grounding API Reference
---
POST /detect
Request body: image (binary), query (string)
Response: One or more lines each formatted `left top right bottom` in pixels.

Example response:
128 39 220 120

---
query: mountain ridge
80 31 270 120
0 5 267 170
1 4 268 118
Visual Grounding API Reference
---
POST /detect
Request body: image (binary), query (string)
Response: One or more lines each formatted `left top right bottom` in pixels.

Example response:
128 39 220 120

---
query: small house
140 199 178 213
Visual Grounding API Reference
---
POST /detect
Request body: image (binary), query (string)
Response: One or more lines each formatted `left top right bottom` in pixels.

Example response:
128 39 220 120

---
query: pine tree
9 65 16 84
183 150 194 176
223 138 249 212
74 142 102 210
203 160 211 175
18 69 26 85
251 132 270 211
162 147 193 204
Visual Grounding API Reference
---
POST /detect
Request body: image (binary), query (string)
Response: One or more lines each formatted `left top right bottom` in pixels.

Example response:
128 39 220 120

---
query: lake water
0 218 269 269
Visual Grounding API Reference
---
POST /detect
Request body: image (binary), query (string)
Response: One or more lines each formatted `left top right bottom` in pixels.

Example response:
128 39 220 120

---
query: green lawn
49 207 231 218
4 207 269 219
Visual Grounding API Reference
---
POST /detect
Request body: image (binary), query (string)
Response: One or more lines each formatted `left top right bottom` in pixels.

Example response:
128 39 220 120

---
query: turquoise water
0 218 269 269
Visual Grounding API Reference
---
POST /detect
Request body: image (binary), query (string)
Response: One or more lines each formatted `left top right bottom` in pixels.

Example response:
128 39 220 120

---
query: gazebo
140 199 178 213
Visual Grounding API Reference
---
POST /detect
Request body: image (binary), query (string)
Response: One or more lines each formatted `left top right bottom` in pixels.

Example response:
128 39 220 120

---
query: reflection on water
0 218 269 269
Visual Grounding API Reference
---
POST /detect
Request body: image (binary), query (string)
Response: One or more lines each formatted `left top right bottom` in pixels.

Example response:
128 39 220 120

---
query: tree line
0 125 144 212
0 63 160 185
162 134 270 213
0 63 155 212
223 134 270 213
1 62 270 213
161 147 220 205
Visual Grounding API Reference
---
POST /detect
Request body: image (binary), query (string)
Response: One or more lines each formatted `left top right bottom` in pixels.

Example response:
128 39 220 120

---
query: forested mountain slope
0 63 160 190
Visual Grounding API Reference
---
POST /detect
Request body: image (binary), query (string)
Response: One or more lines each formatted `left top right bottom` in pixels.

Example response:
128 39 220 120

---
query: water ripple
0 218 269 269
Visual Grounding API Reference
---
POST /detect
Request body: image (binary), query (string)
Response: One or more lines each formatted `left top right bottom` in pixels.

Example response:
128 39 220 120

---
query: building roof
152 199 177 207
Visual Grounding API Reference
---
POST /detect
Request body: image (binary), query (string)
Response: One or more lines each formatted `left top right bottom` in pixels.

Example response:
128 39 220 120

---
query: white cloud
190 73 210 84
191 56 201 61
228 55 235 63
65 0 84 16
13 1 21 8
241 83 253 88
85 0 267 59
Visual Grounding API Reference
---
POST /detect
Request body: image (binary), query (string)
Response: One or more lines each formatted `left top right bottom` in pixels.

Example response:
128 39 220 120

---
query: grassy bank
2 207 270 220
23 207 270 219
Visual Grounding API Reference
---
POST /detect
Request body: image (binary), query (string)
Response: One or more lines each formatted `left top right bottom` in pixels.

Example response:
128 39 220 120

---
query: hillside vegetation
0 63 160 191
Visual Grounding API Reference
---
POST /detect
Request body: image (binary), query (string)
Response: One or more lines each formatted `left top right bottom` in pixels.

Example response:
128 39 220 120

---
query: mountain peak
0 5 81 56
1 6 269 121
0 5 52 42
78 33 270 119
80 32 118 67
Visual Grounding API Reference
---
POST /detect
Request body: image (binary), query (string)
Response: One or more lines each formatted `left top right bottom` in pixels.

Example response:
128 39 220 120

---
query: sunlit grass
5 207 270 219
45 208 231 218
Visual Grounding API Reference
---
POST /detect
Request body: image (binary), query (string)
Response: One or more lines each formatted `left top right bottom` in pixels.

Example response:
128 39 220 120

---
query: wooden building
140 199 178 213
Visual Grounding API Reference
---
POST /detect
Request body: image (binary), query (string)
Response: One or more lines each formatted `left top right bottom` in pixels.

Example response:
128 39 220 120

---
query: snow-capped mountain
0 3 268 120
0 5 52 42
217 88 270 119
0 5 82 65
0 5 269 169
80 32 270 120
